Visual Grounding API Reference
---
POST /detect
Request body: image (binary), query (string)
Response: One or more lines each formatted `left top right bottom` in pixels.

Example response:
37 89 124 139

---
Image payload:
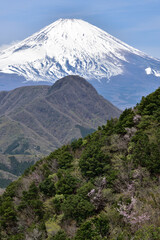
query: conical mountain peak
0 18 148 83
0 19 160 109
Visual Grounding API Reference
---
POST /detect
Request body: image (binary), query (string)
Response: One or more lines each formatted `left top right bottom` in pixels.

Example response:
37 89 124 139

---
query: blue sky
0 0 160 58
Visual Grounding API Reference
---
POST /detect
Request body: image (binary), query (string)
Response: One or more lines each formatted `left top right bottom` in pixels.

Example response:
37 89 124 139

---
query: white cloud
0 41 19 52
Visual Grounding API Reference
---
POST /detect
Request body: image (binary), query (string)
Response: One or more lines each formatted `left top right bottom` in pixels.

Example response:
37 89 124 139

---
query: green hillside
0 76 121 188
0 88 160 240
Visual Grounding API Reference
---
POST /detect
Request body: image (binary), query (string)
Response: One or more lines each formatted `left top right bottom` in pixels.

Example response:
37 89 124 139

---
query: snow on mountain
0 18 160 109
0 18 159 82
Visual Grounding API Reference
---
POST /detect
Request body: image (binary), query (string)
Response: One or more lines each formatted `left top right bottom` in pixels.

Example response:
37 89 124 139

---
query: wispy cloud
0 41 19 52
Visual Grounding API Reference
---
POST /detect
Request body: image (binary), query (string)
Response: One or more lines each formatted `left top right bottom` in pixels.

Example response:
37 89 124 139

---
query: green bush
62 194 94 223
0 196 17 228
77 182 94 199
7 233 25 240
75 221 101 240
49 146 73 169
79 144 109 178
104 118 118 135
50 230 68 240
39 177 56 197
55 170 79 195
137 88 160 119
75 214 109 240
52 194 64 214
131 130 160 174
71 138 83 152
114 108 135 134
17 182 44 219
134 225 160 240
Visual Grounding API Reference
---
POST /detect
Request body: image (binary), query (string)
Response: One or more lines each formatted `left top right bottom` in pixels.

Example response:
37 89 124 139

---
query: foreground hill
0 19 160 108
0 75 121 188
0 87 159 239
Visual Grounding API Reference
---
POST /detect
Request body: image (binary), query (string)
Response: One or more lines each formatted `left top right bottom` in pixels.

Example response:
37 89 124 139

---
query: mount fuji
0 18 160 109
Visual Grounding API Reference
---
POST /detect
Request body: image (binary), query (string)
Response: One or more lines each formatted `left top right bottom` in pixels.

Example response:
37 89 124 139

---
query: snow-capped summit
0 18 159 82
0 18 160 109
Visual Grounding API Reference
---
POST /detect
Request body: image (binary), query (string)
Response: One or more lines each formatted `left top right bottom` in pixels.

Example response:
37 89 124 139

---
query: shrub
77 182 94 199
50 230 68 240
131 130 160 174
114 108 135 134
17 182 44 219
137 88 160 119
0 196 17 228
75 214 110 240
49 146 73 169
52 194 64 214
62 194 94 223
71 138 83 152
134 225 160 240
79 144 109 178
55 170 79 195
39 177 56 197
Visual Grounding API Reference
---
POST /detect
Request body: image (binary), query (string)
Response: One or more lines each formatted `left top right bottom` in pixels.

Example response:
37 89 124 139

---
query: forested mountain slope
0 88 160 239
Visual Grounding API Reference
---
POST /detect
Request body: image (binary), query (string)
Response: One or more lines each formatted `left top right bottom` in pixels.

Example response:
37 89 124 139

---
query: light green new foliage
45 215 63 237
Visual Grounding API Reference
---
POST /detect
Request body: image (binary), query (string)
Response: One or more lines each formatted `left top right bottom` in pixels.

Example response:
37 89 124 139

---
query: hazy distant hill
0 75 121 188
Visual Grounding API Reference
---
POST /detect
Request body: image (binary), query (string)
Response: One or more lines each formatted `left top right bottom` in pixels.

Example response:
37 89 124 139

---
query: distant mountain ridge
0 19 160 108
0 75 121 188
